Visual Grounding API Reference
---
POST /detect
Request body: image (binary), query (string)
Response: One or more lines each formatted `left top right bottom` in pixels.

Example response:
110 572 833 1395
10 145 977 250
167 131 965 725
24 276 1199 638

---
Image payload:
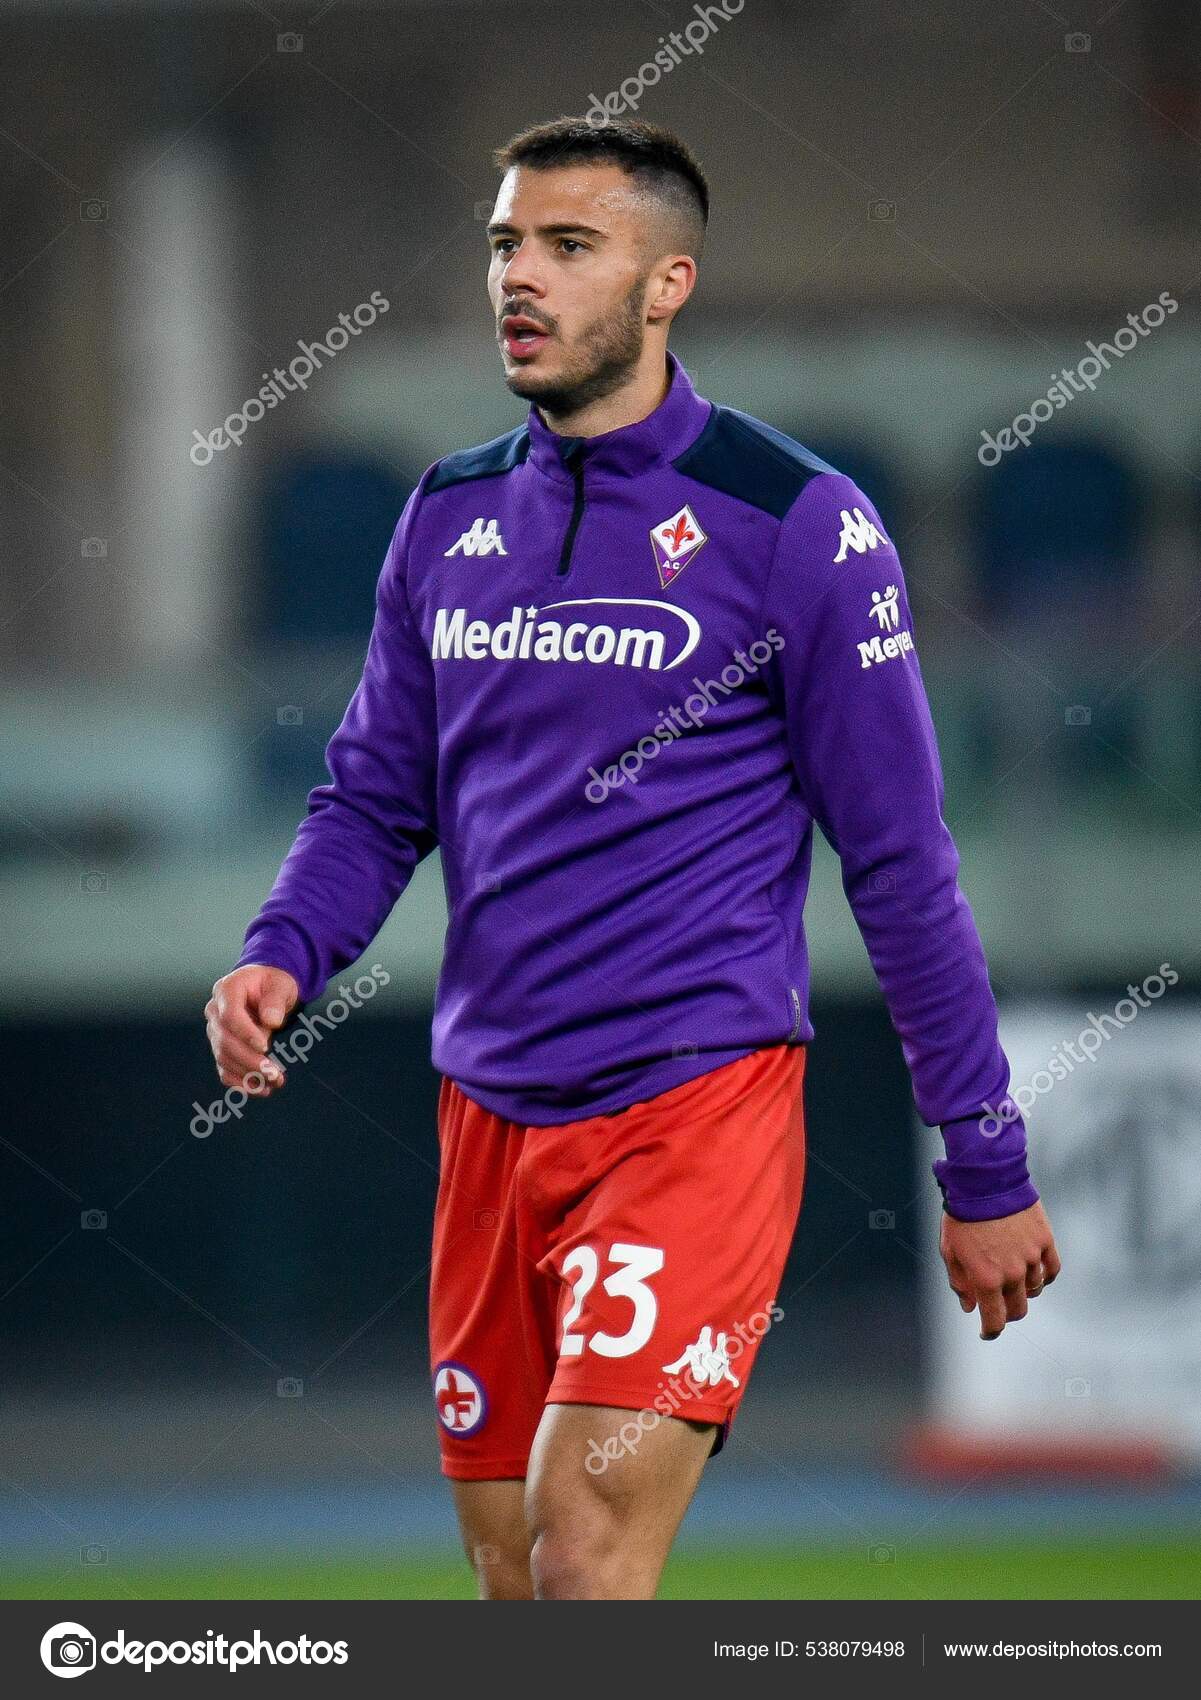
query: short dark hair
493 116 709 257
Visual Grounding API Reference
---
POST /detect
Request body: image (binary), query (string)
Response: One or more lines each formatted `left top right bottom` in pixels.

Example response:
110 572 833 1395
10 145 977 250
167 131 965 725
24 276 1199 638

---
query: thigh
532 1044 807 1448
429 1077 558 1481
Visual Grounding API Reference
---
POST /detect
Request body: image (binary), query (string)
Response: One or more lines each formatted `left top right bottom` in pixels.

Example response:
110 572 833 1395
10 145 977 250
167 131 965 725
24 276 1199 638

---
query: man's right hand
205 964 300 1097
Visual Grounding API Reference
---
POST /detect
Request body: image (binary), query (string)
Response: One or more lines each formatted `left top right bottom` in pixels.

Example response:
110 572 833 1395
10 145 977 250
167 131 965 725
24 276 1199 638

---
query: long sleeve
235 476 439 1003
764 471 1037 1221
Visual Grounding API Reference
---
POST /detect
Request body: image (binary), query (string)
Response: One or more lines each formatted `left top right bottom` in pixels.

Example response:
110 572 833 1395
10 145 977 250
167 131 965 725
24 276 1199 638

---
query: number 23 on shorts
559 1242 664 1360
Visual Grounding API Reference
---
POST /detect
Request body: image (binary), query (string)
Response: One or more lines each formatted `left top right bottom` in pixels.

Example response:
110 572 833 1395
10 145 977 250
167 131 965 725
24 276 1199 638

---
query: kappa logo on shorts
433 1360 488 1435
662 1325 741 1389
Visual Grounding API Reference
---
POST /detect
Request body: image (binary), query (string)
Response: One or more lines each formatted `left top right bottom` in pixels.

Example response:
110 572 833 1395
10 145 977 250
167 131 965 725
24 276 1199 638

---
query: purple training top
238 352 1037 1221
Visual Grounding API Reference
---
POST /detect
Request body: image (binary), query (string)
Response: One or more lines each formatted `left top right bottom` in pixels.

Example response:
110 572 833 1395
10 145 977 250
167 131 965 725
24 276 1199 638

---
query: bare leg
525 1403 715 1600
450 1478 534 1599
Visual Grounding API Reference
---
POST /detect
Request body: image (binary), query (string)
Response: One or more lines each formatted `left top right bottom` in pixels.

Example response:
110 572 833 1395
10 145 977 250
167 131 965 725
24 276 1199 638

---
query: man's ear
646 255 697 324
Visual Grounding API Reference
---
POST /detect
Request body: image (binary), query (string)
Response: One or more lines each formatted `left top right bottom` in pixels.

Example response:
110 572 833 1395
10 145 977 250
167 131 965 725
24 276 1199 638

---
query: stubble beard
501 277 648 418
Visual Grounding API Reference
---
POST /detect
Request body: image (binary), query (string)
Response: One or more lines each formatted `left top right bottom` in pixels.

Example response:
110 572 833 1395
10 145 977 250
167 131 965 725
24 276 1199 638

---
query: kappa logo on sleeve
833 505 888 563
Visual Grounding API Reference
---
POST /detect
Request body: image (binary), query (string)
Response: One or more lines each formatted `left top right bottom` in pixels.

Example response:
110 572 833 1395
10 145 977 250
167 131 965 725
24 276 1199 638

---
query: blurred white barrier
920 1000 1201 1469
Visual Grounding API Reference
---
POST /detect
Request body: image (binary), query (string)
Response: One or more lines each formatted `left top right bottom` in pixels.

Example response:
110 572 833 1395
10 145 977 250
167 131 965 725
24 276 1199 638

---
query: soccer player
205 117 1060 1601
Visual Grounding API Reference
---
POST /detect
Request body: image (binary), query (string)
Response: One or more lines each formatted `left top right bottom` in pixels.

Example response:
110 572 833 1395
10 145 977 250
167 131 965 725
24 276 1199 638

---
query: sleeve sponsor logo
857 585 914 668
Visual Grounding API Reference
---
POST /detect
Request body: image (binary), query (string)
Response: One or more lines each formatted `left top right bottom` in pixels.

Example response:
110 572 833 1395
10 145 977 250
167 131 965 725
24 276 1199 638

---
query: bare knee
524 1404 714 1600
470 1538 535 1601
527 1499 625 1601
451 1479 533 1600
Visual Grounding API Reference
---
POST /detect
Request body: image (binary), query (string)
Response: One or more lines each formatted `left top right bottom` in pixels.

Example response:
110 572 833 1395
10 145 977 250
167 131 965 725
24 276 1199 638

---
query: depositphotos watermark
586 628 784 802
189 290 389 464
585 0 746 121
584 1303 783 1475
40 1621 347 1675
191 966 389 1137
980 963 1178 1136
977 292 1178 465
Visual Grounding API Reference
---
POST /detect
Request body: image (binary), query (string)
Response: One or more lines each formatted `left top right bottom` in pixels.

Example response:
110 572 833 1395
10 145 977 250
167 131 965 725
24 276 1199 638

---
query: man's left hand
940 1201 1061 1340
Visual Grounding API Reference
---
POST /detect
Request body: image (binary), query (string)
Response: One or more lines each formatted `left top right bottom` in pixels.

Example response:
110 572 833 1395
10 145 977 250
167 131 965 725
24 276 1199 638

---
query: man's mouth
501 313 551 359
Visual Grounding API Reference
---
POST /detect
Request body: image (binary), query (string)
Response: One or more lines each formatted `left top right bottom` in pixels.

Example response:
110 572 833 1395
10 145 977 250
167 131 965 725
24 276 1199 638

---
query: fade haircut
493 116 709 262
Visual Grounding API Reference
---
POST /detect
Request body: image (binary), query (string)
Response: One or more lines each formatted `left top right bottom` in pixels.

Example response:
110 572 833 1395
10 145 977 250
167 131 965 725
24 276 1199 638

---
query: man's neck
537 349 672 440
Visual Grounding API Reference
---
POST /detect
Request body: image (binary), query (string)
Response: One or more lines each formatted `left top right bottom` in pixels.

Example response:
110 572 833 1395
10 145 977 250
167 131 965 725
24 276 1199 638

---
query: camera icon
673 1040 698 1058
1065 704 1091 727
1065 1376 1091 1398
80 1209 107 1230
1064 32 1091 52
473 1542 500 1565
276 705 303 726
81 871 108 895
276 1376 304 1398
868 200 896 222
868 870 895 893
276 31 304 52
80 536 107 558
43 1626 96 1674
472 1207 500 1230
868 1543 895 1564
477 872 502 893
474 199 495 222
79 199 108 222
869 1209 895 1231
80 1544 107 1565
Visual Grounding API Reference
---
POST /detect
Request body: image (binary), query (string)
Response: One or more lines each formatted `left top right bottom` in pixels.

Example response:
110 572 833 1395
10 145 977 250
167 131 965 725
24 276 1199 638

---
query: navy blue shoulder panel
426 425 530 492
672 405 840 520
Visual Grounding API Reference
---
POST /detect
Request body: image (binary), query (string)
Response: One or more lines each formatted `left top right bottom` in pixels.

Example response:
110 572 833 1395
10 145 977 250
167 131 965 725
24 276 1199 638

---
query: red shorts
429 1044 806 1480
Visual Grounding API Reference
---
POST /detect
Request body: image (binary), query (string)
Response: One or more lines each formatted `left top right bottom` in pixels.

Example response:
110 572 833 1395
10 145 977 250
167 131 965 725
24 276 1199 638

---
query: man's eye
559 239 584 254
492 239 516 255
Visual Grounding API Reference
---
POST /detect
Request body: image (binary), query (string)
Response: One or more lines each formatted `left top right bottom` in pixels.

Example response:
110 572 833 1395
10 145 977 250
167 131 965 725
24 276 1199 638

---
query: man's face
488 163 659 413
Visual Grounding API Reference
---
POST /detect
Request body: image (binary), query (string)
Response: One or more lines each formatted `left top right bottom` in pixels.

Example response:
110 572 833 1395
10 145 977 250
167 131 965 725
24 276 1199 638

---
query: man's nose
501 246 545 297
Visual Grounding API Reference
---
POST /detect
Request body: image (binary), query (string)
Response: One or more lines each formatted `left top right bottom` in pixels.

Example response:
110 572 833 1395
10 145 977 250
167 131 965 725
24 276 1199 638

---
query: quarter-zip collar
525 351 712 485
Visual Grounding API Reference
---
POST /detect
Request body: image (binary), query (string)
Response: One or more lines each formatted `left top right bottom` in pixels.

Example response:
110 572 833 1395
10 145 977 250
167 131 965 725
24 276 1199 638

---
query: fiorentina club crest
433 1361 487 1436
650 503 707 588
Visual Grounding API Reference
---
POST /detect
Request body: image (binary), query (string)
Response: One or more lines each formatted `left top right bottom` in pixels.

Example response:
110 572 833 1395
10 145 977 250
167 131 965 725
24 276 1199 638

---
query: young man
206 118 1059 1601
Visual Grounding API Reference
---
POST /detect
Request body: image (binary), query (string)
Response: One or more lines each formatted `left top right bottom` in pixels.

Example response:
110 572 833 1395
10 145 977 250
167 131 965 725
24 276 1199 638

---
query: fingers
206 1019 284 1093
944 1257 976 1314
1023 1227 1063 1298
975 1265 1039 1339
247 967 299 1034
207 1019 283 1092
209 983 270 1053
205 973 289 1095
1001 1271 1028 1325
976 1283 1009 1340
942 1203 1063 1340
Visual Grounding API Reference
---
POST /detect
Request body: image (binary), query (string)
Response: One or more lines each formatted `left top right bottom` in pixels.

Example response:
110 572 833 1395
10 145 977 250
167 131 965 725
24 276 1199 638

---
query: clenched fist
205 964 300 1098
940 1200 1061 1341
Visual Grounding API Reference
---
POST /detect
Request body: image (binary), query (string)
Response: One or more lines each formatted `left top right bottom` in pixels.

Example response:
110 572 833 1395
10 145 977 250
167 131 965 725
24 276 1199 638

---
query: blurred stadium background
2 0 1199 1600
